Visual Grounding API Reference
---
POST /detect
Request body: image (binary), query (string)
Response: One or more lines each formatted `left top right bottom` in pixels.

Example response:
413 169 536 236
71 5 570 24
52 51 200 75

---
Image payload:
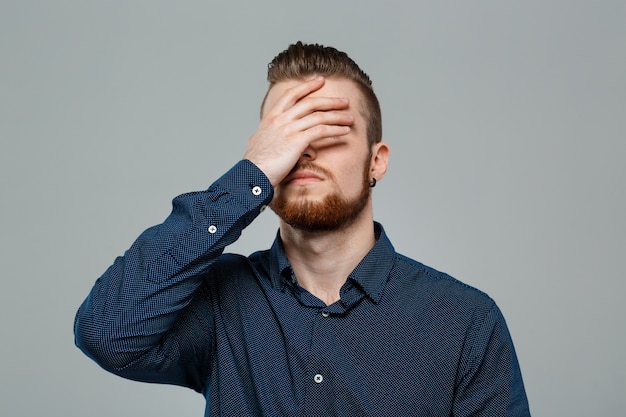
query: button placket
302 309 335 413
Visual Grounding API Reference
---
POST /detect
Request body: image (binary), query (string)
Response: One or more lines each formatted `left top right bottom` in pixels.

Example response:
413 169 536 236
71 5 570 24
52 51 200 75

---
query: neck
279 208 376 306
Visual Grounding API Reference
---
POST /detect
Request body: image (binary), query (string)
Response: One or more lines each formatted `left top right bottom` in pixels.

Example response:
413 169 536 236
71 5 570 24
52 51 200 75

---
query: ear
369 141 389 181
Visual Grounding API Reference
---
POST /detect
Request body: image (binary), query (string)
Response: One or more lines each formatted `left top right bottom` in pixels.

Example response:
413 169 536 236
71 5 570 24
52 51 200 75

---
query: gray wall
1 1 624 416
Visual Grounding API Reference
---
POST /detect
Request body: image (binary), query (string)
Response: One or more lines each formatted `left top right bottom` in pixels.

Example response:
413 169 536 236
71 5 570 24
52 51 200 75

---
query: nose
300 144 316 161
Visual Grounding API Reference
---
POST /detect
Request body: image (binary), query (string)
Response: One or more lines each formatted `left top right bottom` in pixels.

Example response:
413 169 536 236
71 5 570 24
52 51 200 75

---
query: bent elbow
74 312 136 372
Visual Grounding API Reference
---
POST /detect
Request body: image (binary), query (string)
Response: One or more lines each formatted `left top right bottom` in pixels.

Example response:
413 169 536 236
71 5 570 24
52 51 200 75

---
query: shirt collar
268 222 396 304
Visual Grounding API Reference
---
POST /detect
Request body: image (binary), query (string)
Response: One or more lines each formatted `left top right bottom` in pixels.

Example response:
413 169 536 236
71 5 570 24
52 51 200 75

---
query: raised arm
74 76 354 390
74 160 272 389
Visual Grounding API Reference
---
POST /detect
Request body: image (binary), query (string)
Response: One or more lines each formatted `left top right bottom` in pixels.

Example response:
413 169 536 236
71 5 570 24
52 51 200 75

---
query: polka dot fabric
75 161 530 416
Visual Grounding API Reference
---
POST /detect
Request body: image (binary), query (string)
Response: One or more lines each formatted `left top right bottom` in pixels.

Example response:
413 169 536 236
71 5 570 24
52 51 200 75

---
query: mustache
289 162 335 180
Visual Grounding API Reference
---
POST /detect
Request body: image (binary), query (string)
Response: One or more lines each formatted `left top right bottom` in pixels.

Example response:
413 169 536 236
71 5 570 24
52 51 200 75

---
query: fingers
288 96 351 122
266 76 326 116
288 109 353 140
265 77 351 121
265 77 354 139
267 97 353 147
245 77 355 186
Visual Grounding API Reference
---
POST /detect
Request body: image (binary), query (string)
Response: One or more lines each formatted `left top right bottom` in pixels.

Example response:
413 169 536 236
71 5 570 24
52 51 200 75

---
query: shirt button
313 374 324 384
321 311 330 318
208 225 217 234
252 186 262 196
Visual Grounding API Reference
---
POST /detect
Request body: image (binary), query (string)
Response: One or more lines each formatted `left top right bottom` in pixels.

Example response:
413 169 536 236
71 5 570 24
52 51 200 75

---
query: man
75 42 530 416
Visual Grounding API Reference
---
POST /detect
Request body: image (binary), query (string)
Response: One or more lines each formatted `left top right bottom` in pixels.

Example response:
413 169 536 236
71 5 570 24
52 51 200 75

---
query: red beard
270 161 371 232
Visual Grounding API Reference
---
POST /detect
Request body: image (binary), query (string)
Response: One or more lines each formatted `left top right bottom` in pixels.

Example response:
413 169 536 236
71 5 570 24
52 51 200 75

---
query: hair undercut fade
262 41 382 147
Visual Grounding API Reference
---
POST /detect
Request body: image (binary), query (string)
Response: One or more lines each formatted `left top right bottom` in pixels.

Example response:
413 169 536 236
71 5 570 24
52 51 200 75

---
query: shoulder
202 251 272 290
205 252 261 280
389 253 497 315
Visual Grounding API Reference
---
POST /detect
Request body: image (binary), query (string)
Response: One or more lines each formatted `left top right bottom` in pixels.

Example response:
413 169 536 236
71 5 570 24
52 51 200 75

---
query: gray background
1 1 624 416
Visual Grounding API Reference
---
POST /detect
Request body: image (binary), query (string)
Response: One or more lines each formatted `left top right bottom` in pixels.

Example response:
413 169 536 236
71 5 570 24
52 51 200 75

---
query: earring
369 178 377 188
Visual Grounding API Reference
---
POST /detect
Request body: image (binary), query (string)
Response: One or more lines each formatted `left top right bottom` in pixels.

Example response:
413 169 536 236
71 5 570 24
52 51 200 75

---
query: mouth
284 169 324 185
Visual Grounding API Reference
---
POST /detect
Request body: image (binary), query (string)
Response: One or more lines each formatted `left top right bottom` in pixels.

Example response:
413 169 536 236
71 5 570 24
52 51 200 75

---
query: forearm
74 160 272 374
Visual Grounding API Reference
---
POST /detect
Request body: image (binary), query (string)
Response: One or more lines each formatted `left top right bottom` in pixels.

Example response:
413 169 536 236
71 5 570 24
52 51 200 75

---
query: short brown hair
262 41 382 146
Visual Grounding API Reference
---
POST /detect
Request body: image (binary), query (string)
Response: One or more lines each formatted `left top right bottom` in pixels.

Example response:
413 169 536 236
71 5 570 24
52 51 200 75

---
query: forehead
263 77 365 116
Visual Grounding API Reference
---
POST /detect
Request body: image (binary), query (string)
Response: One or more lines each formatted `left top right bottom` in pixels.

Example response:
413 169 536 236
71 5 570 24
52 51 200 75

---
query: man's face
263 77 375 232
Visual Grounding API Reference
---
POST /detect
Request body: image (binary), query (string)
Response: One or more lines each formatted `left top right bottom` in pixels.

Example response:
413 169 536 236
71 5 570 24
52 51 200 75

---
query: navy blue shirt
75 160 530 416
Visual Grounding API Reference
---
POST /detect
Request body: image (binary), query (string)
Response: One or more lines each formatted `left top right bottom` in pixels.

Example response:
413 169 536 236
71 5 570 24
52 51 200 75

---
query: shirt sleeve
73 160 272 392
452 303 531 417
